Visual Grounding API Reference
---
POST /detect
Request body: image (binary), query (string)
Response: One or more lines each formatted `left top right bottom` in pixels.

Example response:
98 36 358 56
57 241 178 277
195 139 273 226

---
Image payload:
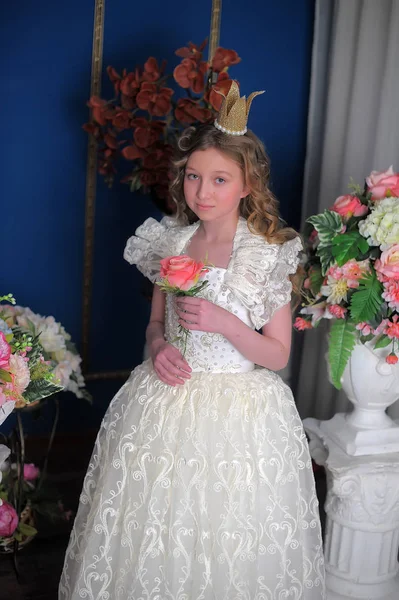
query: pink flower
386 316 399 340
294 317 313 331
374 319 389 336
375 244 399 280
328 304 347 319
0 332 11 369
341 259 370 288
159 255 209 291
23 463 40 482
356 322 373 336
366 166 399 201
386 353 399 365
382 279 399 310
0 501 19 537
7 354 30 399
331 194 368 220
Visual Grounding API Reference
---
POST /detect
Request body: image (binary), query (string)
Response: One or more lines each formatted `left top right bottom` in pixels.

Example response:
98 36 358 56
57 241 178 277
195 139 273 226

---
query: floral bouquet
156 255 209 354
84 40 240 212
1 300 91 404
0 294 63 415
296 167 399 389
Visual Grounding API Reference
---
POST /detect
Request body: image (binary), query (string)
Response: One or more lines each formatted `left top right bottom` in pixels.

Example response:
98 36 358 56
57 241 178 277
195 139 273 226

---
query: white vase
321 339 399 455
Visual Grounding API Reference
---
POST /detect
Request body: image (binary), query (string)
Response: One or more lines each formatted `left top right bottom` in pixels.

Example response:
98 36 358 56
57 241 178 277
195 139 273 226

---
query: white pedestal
304 418 399 600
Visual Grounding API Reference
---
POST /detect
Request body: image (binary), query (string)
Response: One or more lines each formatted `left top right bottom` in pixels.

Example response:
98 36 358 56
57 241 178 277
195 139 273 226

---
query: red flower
112 108 131 130
386 353 398 365
174 99 212 124
136 83 173 116
206 73 233 111
211 48 241 73
132 118 165 148
87 96 113 126
104 133 119 150
107 66 122 93
121 144 142 160
173 58 208 93
119 70 141 109
175 39 207 61
142 57 164 83
294 317 313 331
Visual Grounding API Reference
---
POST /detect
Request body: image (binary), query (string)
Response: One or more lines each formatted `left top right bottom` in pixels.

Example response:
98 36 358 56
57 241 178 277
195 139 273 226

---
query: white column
305 418 399 600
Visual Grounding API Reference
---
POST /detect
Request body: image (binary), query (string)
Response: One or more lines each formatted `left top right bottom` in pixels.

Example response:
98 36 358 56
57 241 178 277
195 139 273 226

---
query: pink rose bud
23 463 40 481
0 501 19 537
386 353 399 365
330 195 368 220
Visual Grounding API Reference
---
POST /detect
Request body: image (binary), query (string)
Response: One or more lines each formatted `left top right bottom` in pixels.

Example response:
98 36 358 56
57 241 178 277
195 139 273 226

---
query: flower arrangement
84 40 240 212
296 167 399 388
1 299 91 404
0 293 87 550
0 295 63 413
157 255 209 354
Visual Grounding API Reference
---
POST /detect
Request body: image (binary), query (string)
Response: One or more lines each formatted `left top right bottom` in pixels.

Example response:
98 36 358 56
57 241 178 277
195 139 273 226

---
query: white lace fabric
59 217 325 600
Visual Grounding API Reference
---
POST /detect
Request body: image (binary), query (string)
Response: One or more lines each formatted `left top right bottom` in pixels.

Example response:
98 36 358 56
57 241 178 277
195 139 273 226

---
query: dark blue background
1 0 315 435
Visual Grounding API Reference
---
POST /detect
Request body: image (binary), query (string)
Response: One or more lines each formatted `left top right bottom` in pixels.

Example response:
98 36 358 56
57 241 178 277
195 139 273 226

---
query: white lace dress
59 217 325 600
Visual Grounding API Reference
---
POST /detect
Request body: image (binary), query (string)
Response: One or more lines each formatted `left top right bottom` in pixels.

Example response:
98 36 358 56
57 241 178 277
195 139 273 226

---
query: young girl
59 82 325 599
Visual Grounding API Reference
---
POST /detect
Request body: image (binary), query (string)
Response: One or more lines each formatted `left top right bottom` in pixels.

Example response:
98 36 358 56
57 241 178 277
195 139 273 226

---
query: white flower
359 197 399 249
300 301 333 325
321 276 349 304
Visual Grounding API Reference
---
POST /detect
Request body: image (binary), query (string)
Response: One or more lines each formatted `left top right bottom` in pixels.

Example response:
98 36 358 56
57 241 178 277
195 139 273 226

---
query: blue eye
216 177 225 184
186 173 198 180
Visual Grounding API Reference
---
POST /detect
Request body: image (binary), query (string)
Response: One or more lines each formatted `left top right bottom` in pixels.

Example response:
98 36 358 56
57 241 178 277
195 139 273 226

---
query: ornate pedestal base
304 418 399 600
320 413 399 456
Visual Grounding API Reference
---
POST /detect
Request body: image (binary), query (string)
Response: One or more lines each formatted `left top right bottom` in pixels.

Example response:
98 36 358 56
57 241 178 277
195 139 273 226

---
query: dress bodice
124 215 303 373
164 267 255 373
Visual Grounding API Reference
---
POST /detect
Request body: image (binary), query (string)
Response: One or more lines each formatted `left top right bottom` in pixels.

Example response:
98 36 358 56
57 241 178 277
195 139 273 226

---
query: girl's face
184 148 249 225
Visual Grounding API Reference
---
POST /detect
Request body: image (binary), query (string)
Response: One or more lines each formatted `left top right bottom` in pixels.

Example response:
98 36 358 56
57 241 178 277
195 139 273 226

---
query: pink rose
294 317 313 331
0 332 11 369
330 195 368 220
366 166 399 201
159 255 208 291
23 463 40 481
0 501 19 537
375 244 399 280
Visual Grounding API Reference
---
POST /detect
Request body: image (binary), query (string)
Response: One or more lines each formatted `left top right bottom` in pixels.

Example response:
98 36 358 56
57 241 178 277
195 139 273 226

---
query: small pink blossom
303 278 311 289
374 319 389 336
0 501 19 537
8 354 30 399
382 279 399 310
341 259 370 288
23 463 40 481
386 316 399 340
0 332 11 369
294 317 313 331
356 322 373 336
328 304 347 319
386 353 399 365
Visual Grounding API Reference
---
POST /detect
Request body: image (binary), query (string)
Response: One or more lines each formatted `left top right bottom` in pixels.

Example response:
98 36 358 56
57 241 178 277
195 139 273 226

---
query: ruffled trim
123 216 200 282
225 219 302 329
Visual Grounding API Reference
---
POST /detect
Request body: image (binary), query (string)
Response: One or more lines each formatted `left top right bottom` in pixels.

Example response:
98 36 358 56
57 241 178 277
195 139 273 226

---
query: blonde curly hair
169 123 303 299
170 123 299 245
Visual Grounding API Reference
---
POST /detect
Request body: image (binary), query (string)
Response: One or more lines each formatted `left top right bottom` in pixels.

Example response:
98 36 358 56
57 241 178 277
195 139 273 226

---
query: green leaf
349 272 383 323
23 379 63 405
374 334 392 350
332 232 370 266
18 523 38 537
0 368 12 383
307 210 343 246
309 266 324 295
316 244 334 276
329 320 357 389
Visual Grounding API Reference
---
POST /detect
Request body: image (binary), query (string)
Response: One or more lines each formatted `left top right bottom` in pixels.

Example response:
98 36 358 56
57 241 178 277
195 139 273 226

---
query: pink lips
197 204 214 210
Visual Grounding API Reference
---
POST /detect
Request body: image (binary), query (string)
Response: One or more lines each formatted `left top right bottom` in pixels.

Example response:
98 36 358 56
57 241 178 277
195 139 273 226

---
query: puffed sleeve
225 229 302 329
123 216 181 282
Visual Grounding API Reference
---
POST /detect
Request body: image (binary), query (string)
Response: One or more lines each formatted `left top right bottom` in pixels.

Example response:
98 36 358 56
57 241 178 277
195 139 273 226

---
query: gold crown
214 81 264 136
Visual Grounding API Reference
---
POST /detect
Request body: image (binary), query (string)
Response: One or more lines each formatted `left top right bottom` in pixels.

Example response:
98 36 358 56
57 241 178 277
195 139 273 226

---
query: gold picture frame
81 0 222 381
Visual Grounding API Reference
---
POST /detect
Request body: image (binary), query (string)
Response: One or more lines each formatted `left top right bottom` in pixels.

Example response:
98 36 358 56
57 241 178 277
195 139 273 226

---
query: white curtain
294 0 399 420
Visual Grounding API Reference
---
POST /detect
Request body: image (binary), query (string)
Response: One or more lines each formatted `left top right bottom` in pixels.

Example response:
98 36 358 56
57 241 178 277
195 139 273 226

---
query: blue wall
1 0 315 435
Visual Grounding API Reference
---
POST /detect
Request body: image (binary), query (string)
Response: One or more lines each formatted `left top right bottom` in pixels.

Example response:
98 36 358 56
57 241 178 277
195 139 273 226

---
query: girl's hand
175 297 232 335
150 338 192 386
